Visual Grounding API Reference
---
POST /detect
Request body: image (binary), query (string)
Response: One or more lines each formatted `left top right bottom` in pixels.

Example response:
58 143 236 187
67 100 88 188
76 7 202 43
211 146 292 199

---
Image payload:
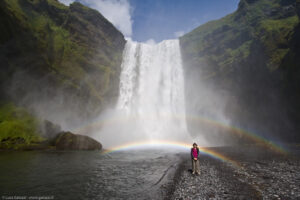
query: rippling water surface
0 149 183 199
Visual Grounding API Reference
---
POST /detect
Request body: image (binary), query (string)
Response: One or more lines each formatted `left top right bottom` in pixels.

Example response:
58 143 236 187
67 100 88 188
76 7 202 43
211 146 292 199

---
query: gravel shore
166 145 300 200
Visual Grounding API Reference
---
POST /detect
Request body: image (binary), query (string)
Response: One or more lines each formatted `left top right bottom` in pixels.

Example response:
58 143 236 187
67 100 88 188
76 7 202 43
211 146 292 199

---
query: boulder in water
55 132 102 150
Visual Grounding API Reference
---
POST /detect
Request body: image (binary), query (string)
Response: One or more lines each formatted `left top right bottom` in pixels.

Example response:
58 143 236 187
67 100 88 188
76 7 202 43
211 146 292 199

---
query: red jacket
191 147 199 159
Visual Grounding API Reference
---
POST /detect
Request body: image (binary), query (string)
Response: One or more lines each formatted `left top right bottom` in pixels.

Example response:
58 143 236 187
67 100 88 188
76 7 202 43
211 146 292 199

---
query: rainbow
184 115 287 154
101 140 242 168
76 114 287 154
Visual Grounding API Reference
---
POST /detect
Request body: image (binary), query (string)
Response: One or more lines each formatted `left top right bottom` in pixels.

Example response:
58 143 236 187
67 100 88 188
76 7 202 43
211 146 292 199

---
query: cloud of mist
174 31 185 38
183 61 237 145
7 68 105 136
79 39 212 149
145 38 156 45
59 0 133 37
58 0 74 5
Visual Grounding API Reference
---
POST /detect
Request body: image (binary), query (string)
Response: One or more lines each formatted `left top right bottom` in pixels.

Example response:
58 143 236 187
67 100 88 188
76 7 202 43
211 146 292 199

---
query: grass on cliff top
181 0 299 73
0 103 43 148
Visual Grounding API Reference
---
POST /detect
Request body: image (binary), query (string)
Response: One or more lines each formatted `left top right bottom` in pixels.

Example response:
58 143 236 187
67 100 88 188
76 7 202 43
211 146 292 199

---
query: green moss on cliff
180 0 300 141
0 103 43 149
181 0 299 87
0 0 126 127
181 0 299 77
258 15 298 70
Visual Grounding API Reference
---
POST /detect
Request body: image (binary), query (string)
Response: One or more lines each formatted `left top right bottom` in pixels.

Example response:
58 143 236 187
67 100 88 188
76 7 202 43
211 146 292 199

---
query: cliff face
180 0 300 142
0 0 126 128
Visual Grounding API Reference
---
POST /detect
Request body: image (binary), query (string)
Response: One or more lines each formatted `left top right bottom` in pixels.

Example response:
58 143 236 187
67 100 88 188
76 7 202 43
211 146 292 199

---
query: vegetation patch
0 103 44 150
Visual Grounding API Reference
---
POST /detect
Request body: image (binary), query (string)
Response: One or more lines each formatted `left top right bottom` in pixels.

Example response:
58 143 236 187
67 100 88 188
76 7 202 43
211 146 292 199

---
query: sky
59 0 240 43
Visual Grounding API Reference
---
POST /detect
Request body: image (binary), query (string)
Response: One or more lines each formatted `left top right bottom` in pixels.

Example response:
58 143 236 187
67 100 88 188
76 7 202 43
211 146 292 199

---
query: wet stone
166 146 300 200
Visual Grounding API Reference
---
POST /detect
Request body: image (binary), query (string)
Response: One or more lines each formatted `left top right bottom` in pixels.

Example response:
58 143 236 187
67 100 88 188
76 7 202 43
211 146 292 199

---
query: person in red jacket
191 142 200 175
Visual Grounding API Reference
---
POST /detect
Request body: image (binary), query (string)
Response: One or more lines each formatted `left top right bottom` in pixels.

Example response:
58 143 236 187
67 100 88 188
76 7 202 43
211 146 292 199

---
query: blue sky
130 0 240 42
59 0 240 42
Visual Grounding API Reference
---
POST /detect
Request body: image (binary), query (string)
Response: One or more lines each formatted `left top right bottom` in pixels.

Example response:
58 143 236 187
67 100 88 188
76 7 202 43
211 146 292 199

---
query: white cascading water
115 39 191 143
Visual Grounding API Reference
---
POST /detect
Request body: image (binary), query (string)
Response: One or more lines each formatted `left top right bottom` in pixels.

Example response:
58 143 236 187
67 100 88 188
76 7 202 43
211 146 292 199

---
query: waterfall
115 39 190 142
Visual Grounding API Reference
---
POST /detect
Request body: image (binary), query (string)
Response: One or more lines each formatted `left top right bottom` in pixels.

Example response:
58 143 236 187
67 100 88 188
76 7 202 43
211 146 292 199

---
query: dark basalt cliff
0 0 126 148
180 0 300 142
0 0 125 126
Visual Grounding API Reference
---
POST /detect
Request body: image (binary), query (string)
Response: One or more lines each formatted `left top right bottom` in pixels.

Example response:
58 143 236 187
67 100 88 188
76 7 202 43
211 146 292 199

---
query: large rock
55 132 102 150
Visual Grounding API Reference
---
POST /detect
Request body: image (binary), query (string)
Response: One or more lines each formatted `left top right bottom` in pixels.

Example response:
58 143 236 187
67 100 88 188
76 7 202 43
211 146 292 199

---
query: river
0 149 185 200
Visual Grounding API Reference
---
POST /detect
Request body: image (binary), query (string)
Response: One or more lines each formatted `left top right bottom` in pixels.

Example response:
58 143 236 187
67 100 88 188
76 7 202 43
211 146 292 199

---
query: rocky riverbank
167 145 300 200
0 131 102 151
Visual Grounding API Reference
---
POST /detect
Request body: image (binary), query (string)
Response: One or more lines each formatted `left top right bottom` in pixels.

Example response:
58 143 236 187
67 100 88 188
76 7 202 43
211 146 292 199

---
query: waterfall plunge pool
0 149 185 199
